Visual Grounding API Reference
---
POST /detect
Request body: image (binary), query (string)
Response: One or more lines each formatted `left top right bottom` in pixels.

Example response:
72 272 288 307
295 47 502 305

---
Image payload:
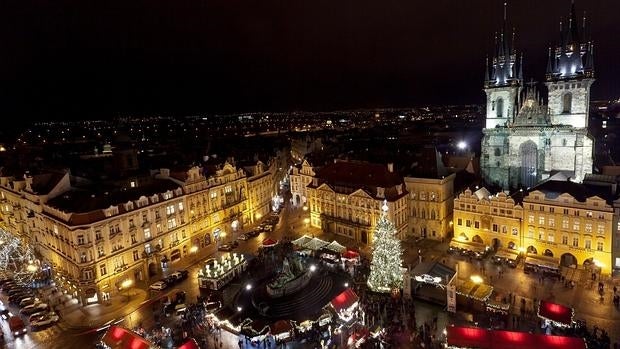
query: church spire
546 47 554 76
484 56 490 82
485 1 520 87
518 53 523 80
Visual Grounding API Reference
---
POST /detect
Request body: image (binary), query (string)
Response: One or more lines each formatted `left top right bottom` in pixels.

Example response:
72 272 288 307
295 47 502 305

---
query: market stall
324 240 347 254
524 255 560 277
448 239 490 258
240 319 270 342
319 248 341 266
492 248 521 268
262 238 278 248
303 237 329 251
270 320 294 342
410 261 456 305
456 280 493 312
292 235 313 248
446 326 586 349
537 300 574 328
99 326 151 349
197 253 249 290
329 288 360 323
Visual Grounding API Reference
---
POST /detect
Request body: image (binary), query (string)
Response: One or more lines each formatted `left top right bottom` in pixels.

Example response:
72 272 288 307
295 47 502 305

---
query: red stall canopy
178 339 200 349
446 326 586 349
100 326 151 349
330 288 359 312
342 250 359 260
262 238 278 247
538 300 574 327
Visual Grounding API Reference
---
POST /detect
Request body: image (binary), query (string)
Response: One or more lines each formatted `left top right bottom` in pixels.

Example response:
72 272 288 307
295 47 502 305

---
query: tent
341 250 360 260
270 320 294 336
330 288 359 313
537 300 574 327
292 235 313 247
446 326 586 349
100 326 151 349
324 240 347 253
262 238 278 247
178 339 200 349
303 237 329 251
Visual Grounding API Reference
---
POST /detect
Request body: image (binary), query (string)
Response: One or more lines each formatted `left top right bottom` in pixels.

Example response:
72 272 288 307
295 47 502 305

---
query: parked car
237 233 250 241
263 224 274 232
170 270 189 281
163 276 177 285
9 315 26 336
18 297 38 308
30 313 59 330
149 281 168 291
218 244 234 252
20 303 48 316
29 311 50 322
9 293 34 304
247 229 261 238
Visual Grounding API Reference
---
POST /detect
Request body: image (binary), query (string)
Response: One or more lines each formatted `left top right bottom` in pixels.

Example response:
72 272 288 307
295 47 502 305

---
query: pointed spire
518 53 523 80
546 47 554 74
485 56 490 82
585 41 594 71
569 0 580 45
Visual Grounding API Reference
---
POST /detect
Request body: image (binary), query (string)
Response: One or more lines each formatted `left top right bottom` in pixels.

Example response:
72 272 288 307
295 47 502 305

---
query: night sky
1 0 619 120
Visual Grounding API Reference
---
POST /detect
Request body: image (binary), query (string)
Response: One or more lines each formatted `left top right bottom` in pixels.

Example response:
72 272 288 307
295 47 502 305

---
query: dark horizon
2 0 619 121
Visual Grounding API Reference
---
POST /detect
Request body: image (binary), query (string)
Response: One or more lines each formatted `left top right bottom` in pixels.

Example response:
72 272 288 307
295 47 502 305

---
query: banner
447 284 456 313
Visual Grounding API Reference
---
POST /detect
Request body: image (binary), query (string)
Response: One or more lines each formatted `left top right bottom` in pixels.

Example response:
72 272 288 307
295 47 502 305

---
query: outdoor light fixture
457 141 467 149
190 246 198 254
344 282 349 287
245 284 252 290
121 279 133 289
310 264 317 272
470 275 483 284
237 306 242 312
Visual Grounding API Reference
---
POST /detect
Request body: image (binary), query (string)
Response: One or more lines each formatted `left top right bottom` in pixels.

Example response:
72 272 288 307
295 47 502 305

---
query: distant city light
457 141 467 149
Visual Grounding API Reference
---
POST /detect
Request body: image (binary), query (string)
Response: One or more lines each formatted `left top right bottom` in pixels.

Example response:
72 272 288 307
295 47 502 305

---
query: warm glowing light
470 275 483 284
344 282 349 288
518 247 526 253
593 259 604 268
302 205 308 211
255 213 262 220
231 220 239 230
26 264 38 272
310 264 317 272
121 279 133 289
303 218 310 224
245 284 252 290
236 306 242 312
190 246 198 254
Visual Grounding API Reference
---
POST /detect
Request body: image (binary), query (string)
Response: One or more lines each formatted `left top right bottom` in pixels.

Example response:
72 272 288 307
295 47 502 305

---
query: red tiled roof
315 161 402 188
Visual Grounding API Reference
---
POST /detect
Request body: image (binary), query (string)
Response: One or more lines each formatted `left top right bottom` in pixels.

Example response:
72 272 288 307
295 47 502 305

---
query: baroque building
290 159 317 208
404 174 455 241
453 175 618 276
0 159 277 306
306 160 408 244
481 2 594 189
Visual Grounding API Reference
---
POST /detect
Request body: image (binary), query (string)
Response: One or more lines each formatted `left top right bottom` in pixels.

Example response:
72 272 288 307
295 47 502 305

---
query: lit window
597 241 604 251
572 237 579 247
585 240 591 249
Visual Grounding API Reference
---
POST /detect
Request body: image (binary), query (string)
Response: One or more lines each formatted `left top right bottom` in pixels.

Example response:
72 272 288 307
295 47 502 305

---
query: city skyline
2 0 619 121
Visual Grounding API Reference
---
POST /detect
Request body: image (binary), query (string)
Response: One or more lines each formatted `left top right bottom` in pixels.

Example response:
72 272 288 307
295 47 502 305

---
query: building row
0 159 281 305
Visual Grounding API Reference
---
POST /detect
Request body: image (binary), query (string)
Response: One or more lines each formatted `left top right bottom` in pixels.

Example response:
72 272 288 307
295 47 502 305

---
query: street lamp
231 220 239 243
121 279 134 302
245 283 252 291
190 245 198 261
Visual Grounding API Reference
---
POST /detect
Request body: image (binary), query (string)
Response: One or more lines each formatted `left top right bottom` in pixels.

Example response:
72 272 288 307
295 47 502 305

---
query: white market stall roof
292 235 313 247
324 240 346 253
303 237 329 251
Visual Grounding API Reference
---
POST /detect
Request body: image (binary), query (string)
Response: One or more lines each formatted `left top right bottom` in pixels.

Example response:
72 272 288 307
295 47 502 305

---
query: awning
241 319 270 337
537 300 574 327
456 280 493 302
446 326 586 349
525 255 559 270
101 326 151 349
178 339 200 349
270 320 293 335
262 238 278 247
303 237 329 251
330 288 359 312
292 235 313 247
341 250 360 260
324 240 347 253
449 239 488 253
493 248 519 260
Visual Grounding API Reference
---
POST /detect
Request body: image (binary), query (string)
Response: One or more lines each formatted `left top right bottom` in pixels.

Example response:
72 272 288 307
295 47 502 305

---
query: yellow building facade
306 161 408 244
404 174 455 241
0 160 276 306
453 188 523 251
453 183 616 275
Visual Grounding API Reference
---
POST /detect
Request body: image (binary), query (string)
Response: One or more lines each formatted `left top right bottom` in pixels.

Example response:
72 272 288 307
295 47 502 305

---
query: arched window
430 210 436 220
494 148 501 156
562 93 572 114
496 98 504 118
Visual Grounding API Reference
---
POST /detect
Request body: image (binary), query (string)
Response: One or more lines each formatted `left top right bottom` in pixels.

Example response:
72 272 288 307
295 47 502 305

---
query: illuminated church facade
481 2 595 189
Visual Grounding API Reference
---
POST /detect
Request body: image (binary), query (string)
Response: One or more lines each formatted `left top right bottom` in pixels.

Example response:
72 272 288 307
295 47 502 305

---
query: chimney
387 163 394 173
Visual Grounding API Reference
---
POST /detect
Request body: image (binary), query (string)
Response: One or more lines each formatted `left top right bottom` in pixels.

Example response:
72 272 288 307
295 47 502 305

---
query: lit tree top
367 200 403 293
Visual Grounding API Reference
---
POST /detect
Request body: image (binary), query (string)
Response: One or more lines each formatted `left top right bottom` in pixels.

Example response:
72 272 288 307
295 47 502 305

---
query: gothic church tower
481 1 594 190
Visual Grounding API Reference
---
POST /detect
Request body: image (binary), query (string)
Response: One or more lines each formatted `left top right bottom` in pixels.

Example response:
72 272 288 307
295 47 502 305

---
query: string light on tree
367 200 403 293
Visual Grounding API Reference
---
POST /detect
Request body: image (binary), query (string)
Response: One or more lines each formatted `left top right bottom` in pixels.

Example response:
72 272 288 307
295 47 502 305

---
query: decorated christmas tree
367 200 403 293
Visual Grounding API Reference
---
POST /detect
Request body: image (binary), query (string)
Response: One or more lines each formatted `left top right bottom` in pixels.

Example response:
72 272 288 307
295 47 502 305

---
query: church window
562 93 572 114
494 148 501 156
496 98 504 118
